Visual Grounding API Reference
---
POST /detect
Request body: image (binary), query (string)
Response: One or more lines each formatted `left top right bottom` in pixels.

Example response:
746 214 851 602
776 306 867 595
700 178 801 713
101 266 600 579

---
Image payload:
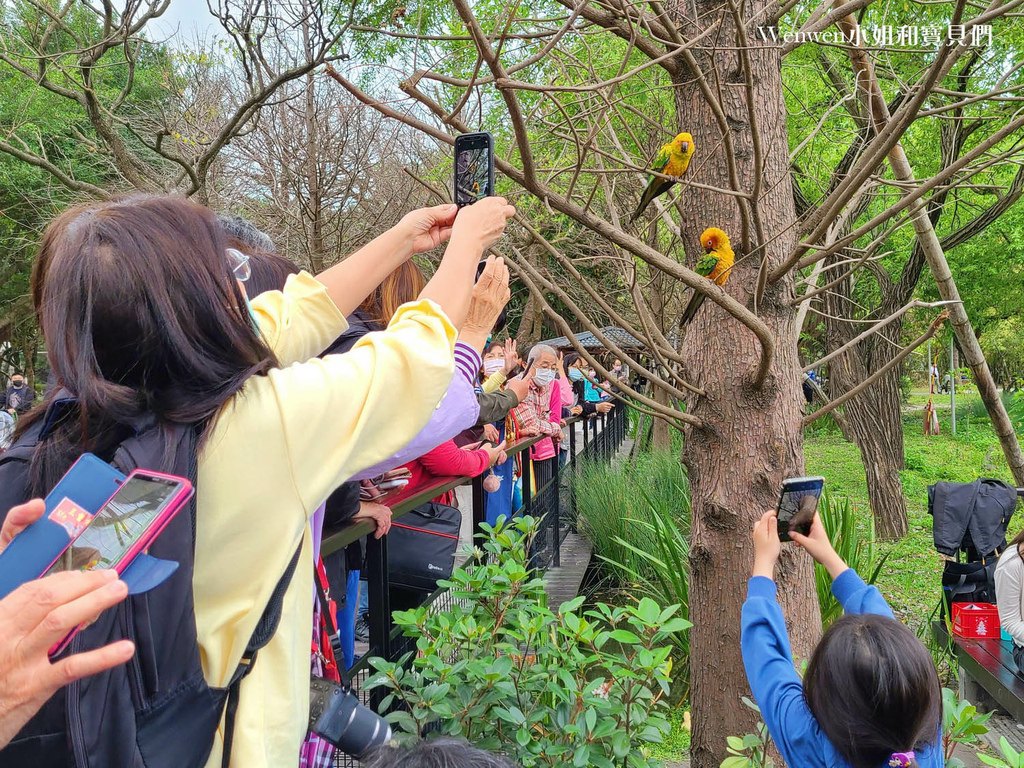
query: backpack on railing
0 395 299 768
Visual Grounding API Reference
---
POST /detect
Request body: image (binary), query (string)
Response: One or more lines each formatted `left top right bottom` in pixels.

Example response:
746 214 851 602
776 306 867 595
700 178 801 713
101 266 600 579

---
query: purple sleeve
351 343 482 480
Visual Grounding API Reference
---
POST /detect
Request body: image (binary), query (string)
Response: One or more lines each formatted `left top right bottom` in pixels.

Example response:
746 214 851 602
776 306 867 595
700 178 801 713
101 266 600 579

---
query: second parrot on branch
630 132 695 224
679 227 734 327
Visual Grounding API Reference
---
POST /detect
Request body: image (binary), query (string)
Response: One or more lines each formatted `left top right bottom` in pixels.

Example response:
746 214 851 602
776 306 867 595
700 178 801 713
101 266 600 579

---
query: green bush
574 450 689 586
365 517 683 768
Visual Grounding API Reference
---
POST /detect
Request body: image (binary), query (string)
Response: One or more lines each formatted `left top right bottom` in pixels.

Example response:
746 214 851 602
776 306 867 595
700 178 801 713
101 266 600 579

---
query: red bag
952 602 1000 639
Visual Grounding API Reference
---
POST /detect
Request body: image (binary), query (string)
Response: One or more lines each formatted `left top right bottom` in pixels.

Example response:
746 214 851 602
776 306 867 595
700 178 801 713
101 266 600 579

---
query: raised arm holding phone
743 483 942 768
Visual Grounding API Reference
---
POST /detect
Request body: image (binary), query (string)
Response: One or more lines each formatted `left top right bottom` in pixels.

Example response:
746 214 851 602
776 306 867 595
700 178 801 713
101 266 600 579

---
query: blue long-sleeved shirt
740 569 943 768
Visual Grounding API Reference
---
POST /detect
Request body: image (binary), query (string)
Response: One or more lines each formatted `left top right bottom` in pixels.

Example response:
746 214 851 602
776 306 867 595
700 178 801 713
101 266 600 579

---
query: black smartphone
777 476 825 543
454 132 495 208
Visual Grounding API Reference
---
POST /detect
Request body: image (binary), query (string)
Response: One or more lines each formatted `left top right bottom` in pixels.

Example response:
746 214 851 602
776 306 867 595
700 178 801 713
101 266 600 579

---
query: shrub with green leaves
365 517 686 768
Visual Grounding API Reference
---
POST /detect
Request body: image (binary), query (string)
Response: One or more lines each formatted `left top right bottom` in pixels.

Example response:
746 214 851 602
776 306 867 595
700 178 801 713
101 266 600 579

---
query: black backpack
0 399 299 768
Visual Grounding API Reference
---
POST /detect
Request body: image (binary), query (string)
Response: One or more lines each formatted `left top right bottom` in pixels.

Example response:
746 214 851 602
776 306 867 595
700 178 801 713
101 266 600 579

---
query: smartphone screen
48 474 184 573
455 133 493 207
777 476 824 543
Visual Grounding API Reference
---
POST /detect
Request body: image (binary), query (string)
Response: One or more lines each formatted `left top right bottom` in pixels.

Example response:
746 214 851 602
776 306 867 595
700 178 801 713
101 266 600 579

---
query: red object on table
952 602 1001 639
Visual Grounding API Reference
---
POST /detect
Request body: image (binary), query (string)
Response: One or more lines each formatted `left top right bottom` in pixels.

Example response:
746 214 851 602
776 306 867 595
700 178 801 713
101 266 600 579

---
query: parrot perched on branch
679 227 735 327
629 132 695 224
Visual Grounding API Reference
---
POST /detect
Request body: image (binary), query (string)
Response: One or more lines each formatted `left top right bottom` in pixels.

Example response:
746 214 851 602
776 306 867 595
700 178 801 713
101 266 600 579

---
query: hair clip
889 752 915 767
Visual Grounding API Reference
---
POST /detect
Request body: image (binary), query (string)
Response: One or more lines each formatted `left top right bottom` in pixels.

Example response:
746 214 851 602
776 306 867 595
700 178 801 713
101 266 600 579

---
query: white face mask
533 368 556 387
483 359 504 375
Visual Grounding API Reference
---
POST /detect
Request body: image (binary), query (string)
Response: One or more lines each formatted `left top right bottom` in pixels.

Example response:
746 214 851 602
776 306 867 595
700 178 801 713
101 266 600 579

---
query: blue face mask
568 368 584 382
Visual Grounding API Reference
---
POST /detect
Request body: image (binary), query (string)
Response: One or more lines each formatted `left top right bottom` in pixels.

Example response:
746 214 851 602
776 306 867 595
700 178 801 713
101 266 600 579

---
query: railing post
569 417 577 463
552 449 561 568
364 533 392 710
524 458 537 570
471 475 486 540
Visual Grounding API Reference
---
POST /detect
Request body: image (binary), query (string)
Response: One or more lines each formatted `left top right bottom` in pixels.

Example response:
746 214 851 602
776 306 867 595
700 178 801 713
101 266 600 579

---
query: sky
151 0 220 42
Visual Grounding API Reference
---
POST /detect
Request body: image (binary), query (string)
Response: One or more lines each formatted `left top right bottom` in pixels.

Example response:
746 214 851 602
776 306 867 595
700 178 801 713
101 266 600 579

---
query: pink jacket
531 382 563 461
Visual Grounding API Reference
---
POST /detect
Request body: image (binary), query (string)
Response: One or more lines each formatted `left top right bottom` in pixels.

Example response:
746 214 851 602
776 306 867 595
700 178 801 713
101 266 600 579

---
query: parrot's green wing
696 254 718 277
650 144 673 174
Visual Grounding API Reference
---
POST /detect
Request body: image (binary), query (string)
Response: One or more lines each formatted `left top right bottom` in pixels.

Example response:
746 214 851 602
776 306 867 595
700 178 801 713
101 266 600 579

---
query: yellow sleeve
267 299 457 512
482 371 507 393
250 271 348 365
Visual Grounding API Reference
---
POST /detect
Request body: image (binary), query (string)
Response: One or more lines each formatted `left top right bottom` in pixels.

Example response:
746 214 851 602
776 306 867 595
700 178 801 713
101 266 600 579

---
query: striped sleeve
454 343 482 385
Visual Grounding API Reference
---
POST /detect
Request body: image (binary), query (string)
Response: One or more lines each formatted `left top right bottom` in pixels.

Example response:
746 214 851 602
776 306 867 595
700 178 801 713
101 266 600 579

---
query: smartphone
454 132 495 208
0 453 124 601
777 476 824 543
48 470 192 655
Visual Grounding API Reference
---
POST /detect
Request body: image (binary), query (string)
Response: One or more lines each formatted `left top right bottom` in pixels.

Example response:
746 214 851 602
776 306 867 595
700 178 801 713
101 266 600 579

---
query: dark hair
246 251 301 297
19 194 278 495
484 341 505 357
217 212 276 254
360 261 426 327
563 352 581 369
362 739 517 768
804 613 941 768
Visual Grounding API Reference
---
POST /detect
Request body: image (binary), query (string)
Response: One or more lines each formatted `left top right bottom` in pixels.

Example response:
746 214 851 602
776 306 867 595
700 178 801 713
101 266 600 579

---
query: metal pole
552 450 561 568
524 458 536 570
950 335 956 435
364 534 391 710
471 474 486 536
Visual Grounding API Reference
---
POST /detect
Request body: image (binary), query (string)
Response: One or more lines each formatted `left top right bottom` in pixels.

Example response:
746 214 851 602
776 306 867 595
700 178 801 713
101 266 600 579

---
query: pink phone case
50 470 193 657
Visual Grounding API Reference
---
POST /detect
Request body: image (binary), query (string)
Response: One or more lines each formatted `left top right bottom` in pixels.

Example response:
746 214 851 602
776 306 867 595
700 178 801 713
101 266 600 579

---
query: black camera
309 676 393 758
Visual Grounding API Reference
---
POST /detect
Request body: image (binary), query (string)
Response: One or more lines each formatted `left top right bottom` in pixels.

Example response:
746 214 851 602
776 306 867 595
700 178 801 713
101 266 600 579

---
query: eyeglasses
226 248 251 282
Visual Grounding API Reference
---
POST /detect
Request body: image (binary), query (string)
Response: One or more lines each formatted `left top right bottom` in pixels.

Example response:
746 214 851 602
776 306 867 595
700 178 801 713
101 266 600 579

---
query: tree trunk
652 386 672 450
832 352 908 538
666 3 822 763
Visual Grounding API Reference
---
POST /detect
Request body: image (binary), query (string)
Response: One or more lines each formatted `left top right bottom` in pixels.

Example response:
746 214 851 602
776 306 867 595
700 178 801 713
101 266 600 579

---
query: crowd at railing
0 193 629 768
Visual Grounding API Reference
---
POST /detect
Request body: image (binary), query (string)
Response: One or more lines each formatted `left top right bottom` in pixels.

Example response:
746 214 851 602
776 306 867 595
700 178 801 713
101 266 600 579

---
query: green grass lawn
804 392 1019 631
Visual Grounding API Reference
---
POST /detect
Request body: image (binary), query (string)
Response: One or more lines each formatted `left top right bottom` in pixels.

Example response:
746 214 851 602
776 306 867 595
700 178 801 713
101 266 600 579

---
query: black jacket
929 478 1018 558
2 384 33 414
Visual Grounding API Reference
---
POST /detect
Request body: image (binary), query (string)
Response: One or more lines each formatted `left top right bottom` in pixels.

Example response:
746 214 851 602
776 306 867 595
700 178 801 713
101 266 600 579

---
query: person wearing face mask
510 345 563 492
562 354 613 420
2 374 33 417
480 338 519 393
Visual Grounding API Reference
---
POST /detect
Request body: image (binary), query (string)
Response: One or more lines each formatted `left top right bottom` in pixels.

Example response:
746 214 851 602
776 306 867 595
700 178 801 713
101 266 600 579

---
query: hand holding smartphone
776 476 824 543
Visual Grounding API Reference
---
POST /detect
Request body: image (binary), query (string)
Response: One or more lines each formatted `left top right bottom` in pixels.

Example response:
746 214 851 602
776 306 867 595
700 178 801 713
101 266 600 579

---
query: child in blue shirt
742 509 943 768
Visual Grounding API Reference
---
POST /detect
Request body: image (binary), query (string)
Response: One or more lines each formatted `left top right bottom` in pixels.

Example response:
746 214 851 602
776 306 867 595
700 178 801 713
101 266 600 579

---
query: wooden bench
933 620 1024 721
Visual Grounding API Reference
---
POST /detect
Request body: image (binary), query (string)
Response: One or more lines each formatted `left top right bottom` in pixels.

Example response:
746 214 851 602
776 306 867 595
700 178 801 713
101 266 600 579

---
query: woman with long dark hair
5 193 514 767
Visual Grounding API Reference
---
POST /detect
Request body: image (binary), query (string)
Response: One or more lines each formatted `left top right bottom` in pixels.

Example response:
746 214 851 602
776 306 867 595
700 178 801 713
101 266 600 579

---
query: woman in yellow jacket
12 193 514 767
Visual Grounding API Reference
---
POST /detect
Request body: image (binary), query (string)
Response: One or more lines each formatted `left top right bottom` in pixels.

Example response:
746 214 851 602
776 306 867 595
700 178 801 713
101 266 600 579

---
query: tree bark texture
666 3 822 763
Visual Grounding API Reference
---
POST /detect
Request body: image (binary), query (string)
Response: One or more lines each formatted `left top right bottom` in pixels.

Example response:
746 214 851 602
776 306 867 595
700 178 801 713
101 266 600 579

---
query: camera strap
314 560 352 689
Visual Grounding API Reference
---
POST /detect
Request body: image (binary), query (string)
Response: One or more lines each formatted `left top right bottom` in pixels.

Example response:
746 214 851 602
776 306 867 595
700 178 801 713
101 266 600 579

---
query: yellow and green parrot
679 227 734 327
629 132 695 224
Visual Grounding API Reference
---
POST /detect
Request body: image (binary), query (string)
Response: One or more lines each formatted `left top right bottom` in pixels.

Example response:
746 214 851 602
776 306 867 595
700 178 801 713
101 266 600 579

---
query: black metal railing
320 404 628 765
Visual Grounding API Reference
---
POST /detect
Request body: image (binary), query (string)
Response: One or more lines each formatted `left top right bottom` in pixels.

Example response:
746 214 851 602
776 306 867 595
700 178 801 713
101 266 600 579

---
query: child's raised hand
789 512 848 579
752 510 781 580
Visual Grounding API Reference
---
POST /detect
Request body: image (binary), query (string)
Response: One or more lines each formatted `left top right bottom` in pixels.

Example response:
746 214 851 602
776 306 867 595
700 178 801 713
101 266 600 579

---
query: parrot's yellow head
672 132 695 158
701 227 731 252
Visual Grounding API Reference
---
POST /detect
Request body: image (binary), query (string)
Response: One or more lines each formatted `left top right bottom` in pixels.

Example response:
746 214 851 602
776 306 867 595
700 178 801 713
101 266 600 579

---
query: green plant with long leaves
365 516 684 768
815 491 889 627
574 451 689 585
